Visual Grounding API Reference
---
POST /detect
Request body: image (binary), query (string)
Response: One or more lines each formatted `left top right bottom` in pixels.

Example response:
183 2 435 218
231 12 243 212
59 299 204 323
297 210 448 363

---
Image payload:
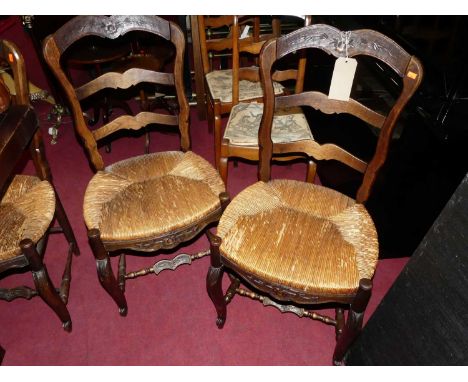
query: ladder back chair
0 39 79 332
197 16 285 170
206 24 423 365
43 15 227 316
219 16 313 186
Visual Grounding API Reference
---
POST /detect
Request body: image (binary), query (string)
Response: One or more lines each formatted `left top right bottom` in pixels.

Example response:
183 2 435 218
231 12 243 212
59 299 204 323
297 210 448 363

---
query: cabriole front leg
206 231 226 328
333 278 372 365
21 239 72 332
88 229 128 316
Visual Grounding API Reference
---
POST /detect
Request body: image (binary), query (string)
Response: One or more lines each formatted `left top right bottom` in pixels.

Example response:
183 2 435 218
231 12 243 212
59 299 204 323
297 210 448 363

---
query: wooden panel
346 172 468 365
0 106 37 194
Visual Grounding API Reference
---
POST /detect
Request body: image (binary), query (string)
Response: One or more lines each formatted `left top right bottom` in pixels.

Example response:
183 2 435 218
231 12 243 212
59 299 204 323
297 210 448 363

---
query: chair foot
216 316 226 329
119 306 128 317
62 319 72 332
333 359 345 366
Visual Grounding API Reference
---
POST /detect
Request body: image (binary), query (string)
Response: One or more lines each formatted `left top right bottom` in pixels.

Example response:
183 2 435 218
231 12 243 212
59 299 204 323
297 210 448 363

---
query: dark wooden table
0 105 40 194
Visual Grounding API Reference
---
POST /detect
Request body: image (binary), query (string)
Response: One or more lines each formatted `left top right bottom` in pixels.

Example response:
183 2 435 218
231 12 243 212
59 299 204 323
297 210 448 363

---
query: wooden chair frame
218 16 313 185
0 39 79 332
198 16 283 171
206 24 423 365
43 16 228 316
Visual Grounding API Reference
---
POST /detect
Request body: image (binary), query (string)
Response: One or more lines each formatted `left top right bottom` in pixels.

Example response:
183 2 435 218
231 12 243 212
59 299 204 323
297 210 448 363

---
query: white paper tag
328 57 357 101
240 25 250 39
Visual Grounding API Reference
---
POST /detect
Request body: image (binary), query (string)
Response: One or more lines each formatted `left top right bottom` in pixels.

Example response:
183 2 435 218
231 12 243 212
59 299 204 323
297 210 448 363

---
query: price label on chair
328 57 357 101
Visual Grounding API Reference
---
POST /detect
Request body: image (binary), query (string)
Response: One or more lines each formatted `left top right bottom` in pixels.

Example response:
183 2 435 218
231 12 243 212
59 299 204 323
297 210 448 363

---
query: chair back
43 15 189 171
0 39 33 196
198 16 290 106
0 39 29 106
258 24 423 203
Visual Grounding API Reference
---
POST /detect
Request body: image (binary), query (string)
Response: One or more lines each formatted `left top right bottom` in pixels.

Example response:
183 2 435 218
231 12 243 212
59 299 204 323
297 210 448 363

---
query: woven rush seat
224 102 314 146
217 179 378 296
83 151 225 247
205 69 284 103
0 175 55 261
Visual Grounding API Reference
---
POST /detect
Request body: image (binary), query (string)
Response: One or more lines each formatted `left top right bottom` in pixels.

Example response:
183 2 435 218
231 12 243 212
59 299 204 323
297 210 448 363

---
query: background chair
218 16 313 185
205 24 423 365
0 39 79 332
197 16 285 169
110 33 176 153
43 15 227 316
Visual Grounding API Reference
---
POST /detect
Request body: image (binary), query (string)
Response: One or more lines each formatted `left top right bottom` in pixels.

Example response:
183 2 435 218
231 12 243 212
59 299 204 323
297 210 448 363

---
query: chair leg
206 231 226 329
214 103 222 170
219 191 231 212
20 239 72 332
333 278 372 365
306 159 317 183
53 189 80 256
335 307 345 340
219 155 228 186
144 129 151 154
102 99 112 153
88 229 128 316
138 88 151 154
88 104 100 126
206 96 214 134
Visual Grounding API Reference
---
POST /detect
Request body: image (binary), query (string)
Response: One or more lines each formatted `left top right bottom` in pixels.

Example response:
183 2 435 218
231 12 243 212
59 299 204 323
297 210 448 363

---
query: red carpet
0 17 408 365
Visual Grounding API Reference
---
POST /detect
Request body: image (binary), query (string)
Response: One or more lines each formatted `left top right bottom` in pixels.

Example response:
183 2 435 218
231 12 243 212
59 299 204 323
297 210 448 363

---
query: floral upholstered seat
205 69 284 103
223 102 313 146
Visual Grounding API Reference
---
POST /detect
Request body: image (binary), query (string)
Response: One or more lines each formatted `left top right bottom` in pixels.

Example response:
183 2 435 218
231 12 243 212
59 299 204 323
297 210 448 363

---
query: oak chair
43 15 227 316
0 39 79 332
197 16 285 170
219 16 313 185
206 24 423 365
